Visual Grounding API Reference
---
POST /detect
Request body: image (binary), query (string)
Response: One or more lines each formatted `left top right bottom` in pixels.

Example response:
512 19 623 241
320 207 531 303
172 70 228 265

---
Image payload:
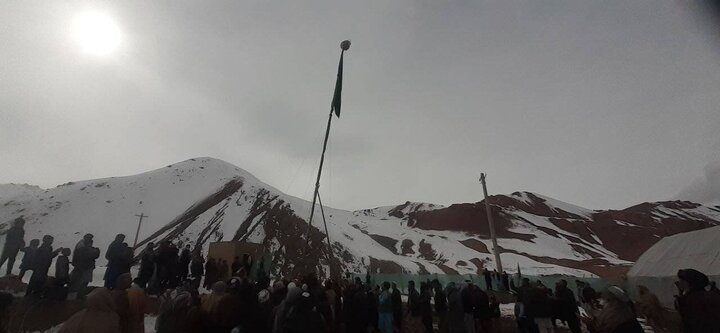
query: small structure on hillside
627 225 720 308
208 241 268 278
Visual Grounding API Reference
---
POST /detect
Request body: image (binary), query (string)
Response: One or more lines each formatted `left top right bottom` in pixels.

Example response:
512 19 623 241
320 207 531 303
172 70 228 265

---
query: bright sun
72 12 121 56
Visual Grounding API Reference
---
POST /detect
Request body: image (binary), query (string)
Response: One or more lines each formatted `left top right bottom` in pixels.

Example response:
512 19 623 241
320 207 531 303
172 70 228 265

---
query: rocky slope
1 157 718 278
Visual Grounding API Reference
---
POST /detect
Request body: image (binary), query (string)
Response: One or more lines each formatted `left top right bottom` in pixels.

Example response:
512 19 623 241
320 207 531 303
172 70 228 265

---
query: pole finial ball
340 40 351 51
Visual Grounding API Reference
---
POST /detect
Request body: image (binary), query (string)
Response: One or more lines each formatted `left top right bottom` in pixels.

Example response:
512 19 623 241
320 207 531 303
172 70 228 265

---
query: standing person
126 280 147 333
483 269 492 291
583 286 642 333
155 291 203 333
231 256 241 276
502 271 510 291
190 252 204 281
204 258 218 289
218 259 229 281
18 239 39 280
445 283 464 333
555 279 581 333
69 238 100 299
111 273 133 333
137 242 155 288
433 280 447 333
201 281 227 330
53 248 71 301
368 285 380 332
0 217 25 276
674 269 720 333
59 288 121 333
104 234 126 288
377 282 393 333
526 282 555 333
472 281 491 333
406 280 423 332
461 281 477 333
391 282 402 332
26 235 61 297
178 245 191 281
489 295 501 332
636 285 665 331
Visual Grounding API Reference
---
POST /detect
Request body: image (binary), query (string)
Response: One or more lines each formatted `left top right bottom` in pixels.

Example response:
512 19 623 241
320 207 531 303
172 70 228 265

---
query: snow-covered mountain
1 157 719 279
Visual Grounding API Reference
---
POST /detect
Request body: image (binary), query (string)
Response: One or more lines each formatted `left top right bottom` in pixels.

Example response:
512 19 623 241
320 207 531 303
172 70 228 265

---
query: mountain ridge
1 157 718 279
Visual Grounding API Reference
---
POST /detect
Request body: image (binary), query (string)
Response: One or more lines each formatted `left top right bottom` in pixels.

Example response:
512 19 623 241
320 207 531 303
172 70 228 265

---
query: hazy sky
2 0 719 210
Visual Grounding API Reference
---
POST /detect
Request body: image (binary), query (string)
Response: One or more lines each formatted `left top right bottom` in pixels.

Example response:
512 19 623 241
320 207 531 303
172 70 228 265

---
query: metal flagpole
480 173 503 273
303 41 351 252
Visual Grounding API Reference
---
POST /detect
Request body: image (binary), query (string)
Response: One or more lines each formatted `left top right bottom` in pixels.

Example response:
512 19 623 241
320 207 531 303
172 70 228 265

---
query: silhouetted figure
231 256 241 276
0 217 25 276
218 259 229 281
433 279 448 332
419 282 433 333
137 242 155 288
26 235 61 297
51 247 71 300
675 269 720 333
502 271 510 291
70 237 100 299
105 234 127 289
391 282 402 332
179 245 191 281
18 239 39 280
204 258 218 289
190 252 204 280
555 279 581 333
483 269 492 291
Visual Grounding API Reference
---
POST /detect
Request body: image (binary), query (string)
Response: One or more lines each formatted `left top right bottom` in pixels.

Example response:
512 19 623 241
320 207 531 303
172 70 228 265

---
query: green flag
331 51 344 118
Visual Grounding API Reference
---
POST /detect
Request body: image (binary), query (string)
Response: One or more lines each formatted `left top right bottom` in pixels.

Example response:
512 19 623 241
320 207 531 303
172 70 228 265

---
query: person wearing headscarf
584 286 642 333
675 269 720 333
273 285 302 333
59 287 121 333
283 290 327 333
126 279 147 333
155 290 202 333
201 281 227 330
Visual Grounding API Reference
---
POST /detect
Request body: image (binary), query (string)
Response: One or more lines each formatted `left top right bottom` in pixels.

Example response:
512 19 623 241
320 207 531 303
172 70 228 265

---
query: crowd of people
2 216 720 333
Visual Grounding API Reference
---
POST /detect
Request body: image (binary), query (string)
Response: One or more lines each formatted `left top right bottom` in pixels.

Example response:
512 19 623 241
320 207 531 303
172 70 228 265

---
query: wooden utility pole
480 173 503 273
133 213 147 248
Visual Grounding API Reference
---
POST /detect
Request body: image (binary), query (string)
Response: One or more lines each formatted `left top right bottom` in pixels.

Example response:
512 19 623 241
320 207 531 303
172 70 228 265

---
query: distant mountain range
1 157 718 278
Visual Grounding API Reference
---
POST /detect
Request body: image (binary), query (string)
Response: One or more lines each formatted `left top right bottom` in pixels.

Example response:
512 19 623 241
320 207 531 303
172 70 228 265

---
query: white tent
627 226 720 308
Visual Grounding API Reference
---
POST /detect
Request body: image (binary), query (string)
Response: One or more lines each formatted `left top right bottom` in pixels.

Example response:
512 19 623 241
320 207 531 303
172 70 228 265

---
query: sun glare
72 12 121 56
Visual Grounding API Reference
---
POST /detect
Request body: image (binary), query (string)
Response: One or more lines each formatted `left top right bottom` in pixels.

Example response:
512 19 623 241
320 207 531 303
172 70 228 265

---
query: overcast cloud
1 0 719 210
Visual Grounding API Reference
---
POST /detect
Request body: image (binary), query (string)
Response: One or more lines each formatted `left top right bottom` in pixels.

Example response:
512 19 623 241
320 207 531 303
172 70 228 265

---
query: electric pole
133 213 147 248
480 173 503 273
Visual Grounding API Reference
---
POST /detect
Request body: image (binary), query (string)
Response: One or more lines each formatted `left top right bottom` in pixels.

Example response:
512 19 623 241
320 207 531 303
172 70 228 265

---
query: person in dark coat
137 242 155 288
218 259 229 281
502 271 510 291
419 282 433 333
472 282 491 333
18 238 39 280
461 282 478 333
178 245 191 281
51 247 71 300
231 256 241 276
525 283 553 333
104 234 125 288
367 285 380 332
433 279 448 333
350 283 369 333
283 291 327 333
555 279 581 333
190 252 204 280
483 269 492 291
0 217 25 276
204 258 218 289
26 235 61 297
675 269 720 333
445 283 464 333
406 280 423 332
391 283 402 332
69 238 100 299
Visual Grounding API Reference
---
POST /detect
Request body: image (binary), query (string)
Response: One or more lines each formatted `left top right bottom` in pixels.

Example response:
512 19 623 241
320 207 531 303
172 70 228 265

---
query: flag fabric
331 51 345 118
